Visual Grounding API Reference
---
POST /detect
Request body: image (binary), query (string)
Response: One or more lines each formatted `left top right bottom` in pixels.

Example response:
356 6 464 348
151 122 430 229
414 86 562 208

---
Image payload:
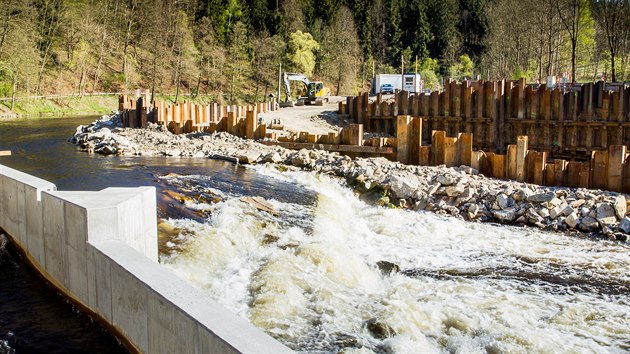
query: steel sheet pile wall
342 79 630 159
119 95 277 137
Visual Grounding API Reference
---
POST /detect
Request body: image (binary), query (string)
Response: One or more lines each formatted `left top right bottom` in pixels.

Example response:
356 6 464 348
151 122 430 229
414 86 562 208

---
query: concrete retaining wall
0 163 292 353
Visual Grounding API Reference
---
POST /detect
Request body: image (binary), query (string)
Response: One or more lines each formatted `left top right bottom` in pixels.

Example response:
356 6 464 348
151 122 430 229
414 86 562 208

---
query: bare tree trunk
546 28 553 76
537 34 544 80
174 52 182 104
10 76 17 111
219 57 225 93
93 55 103 92
0 21 10 53
254 84 259 103
611 51 617 82
150 34 158 103
194 56 203 97
571 38 577 82
36 47 51 96
263 83 269 102
122 3 135 91
626 55 629 80
78 68 85 97
229 70 235 103
336 63 342 95
206 58 216 94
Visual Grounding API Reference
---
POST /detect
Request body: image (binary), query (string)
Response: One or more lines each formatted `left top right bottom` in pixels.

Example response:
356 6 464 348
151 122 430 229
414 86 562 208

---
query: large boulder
238 151 261 164
613 195 627 220
549 206 563 219
492 208 516 222
512 188 533 202
495 193 511 209
596 203 617 225
457 187 476 202
580 216 599 231
366 318 397 339
375 261 400 275
527 191 556 203
565 212 579 228
263 152 283 163
525 208 544 223
435 174 454 186
89 127 112 141
467 204 481 219
445 183 466 197
389 174 419 199
291 149 311 167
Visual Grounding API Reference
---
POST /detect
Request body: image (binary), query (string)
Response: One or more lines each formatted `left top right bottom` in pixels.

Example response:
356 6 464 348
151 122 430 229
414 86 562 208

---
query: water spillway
161 168 630 353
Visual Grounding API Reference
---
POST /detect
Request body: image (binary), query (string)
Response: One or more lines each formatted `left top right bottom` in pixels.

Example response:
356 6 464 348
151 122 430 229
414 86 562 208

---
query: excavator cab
307 82 330 98
307 82 319 97
282 72 330 107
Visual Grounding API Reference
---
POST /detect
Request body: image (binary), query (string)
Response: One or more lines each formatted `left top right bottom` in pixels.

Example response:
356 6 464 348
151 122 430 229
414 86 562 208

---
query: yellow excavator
281 72 331 107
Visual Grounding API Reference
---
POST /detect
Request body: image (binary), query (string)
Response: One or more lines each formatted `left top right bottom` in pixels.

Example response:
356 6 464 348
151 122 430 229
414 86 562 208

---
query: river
2 116 629 353
159 167 630 353
0 116 309 353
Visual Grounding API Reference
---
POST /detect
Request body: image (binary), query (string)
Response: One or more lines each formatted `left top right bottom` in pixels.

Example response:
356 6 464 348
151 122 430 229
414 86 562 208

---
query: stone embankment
71 113 630 241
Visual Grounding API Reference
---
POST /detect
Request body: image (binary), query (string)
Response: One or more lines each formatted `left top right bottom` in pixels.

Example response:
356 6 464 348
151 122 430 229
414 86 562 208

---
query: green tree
194 16 225 96
555 0 592 82
34 0 65 95
251 33 285 102
348 0 373 59
458 0 490 62
172 11 199 103
280 0 307 33
591 0 630 82
427 0 461 73
287 30 319 76
0 0 40 106
449 54 474 79
320 6 362 95
227 21 251 103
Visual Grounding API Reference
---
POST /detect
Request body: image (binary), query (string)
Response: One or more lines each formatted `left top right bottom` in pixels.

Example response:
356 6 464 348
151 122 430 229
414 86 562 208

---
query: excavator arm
282 72 310 102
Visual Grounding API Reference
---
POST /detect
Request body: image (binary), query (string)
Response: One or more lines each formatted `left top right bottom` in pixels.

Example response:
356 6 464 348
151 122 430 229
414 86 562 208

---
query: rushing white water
161 167 630 353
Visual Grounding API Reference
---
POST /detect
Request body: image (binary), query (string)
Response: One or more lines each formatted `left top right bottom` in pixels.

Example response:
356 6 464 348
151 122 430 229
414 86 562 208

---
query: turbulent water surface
161 166 630 353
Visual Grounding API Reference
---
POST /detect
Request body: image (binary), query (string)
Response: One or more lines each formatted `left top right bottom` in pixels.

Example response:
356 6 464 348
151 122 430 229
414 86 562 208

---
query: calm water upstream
1 116 629 353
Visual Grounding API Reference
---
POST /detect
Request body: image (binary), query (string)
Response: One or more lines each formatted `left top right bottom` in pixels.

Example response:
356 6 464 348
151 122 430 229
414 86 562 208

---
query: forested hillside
1 0 629 104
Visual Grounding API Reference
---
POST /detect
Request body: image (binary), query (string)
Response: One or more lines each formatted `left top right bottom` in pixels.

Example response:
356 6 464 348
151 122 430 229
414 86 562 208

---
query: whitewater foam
161 166 630 353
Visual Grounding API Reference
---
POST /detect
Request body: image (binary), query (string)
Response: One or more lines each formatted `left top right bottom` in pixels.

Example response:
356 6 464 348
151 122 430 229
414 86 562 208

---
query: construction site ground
258 94 396 138
258 96 351 137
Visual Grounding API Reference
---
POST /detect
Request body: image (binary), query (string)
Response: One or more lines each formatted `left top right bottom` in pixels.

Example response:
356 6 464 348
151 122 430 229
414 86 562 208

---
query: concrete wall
0 164 292 354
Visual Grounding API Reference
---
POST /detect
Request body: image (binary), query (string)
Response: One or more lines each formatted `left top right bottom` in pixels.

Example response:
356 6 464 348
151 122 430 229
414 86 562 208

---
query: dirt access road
257 96 350 136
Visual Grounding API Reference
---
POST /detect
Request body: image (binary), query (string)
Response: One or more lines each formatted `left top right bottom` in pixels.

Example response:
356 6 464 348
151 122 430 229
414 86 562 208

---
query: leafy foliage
2 0 630 103
287 30 319 76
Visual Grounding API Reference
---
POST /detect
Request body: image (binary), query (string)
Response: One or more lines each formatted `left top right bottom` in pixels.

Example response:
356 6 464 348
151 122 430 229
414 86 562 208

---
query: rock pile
70 114 134 155
71 113 630 241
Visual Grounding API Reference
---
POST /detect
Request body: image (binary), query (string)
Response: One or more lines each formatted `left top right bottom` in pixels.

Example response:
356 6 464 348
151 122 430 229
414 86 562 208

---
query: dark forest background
1 0 629 103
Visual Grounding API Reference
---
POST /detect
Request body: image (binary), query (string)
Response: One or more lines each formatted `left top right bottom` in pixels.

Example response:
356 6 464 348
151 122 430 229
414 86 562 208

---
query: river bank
71 113 630 240
0 95 120 118
0 94 228 119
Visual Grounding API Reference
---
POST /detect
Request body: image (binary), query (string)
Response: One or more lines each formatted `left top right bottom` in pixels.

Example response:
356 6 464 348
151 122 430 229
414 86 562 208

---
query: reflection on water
0 235 128 353
0 117 310 198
